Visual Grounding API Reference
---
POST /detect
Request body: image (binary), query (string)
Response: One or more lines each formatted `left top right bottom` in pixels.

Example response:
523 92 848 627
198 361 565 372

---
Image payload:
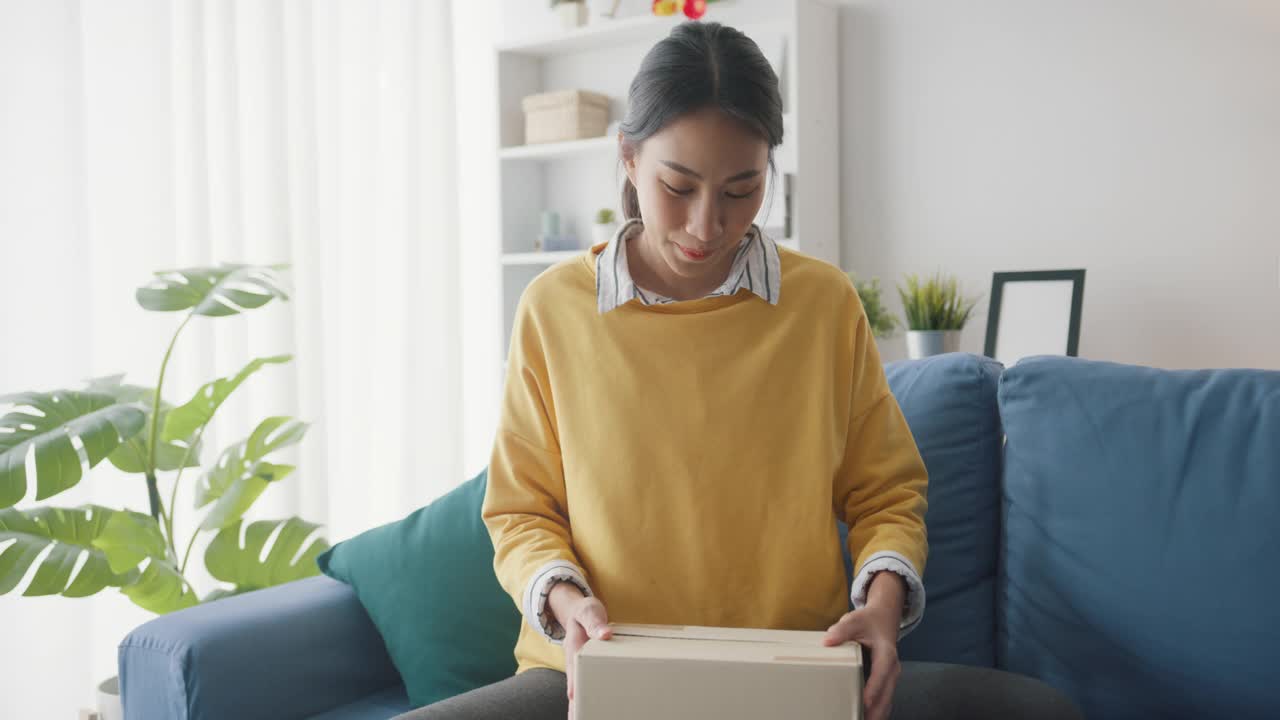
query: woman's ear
619 132 638 186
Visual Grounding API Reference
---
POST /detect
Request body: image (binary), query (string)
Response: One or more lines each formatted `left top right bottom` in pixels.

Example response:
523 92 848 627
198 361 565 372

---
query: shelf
499 135 616 161
497 4 785 59
498 14 682 57
502 250 584 266
499 115 792 162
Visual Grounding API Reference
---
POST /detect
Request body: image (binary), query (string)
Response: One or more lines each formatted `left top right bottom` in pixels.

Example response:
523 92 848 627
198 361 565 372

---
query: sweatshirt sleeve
482 293 593 641
831 283 930 635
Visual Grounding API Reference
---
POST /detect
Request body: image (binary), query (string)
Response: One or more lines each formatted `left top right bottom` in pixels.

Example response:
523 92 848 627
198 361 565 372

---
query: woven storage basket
522 89 610 145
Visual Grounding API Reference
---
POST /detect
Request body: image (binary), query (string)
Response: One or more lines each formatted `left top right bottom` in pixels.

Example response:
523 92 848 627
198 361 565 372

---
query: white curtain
0 0 461 716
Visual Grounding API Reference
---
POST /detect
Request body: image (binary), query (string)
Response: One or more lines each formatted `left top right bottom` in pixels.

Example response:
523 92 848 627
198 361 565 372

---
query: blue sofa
118 354 1280 719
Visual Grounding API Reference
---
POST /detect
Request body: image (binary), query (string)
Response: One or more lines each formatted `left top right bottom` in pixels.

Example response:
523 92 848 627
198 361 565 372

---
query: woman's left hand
822 571 906 720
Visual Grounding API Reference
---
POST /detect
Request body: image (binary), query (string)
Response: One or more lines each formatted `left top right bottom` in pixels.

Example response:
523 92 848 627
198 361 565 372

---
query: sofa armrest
119 575 400 720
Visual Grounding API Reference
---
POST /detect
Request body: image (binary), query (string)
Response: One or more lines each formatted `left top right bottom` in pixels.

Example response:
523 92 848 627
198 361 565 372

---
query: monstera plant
0 263 328 615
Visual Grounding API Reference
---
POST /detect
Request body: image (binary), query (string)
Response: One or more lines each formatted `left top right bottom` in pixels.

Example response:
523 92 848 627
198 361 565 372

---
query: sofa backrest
878 352 1005 667
997 356 1280 719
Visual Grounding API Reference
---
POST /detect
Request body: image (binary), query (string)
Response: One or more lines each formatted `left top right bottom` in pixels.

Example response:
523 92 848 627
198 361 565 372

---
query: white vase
905 330 961 359
96 676 122 720
557 2 587 30
592 222 619 247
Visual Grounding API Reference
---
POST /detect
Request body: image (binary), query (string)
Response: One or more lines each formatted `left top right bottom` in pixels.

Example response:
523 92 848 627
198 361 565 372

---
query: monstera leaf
0 505 136 597
82 375 204 474
136 263 289 317
205 517 328 594
92 508 197 613
0 505 196 613
117 556 198 613
162 355 293 443
195 416 309 531
92 507 170 570
0 390 147 508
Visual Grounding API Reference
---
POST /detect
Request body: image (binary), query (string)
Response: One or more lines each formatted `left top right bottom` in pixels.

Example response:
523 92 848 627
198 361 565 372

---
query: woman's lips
678 245 710 261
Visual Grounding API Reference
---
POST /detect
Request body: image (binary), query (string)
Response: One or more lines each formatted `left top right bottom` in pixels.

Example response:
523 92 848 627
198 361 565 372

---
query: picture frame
983 270 1086 367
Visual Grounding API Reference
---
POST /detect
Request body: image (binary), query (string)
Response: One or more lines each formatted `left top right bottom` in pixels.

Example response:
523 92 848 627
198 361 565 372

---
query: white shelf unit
497 135 615 161
495 0 839 362
501 250 583 266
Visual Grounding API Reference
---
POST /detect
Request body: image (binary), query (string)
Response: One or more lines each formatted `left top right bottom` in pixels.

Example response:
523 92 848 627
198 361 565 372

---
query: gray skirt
392 661 1083 720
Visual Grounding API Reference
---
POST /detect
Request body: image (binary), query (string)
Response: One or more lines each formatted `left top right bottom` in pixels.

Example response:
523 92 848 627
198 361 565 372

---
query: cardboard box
574 623 864 720
521 89 610 145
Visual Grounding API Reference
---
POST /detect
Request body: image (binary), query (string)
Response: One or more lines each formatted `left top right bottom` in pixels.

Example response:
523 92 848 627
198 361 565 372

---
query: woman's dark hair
618 21 784 221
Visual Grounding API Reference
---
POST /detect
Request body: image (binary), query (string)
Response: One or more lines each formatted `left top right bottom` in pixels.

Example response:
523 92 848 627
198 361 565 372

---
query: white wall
837 0 1280 369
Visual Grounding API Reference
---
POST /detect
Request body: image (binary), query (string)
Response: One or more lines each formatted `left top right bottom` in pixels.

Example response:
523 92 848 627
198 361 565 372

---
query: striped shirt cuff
522 560 593 646
850 551 926 638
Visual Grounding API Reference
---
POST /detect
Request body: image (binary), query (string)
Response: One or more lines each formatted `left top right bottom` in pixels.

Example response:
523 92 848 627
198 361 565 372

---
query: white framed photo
984 270 1086 368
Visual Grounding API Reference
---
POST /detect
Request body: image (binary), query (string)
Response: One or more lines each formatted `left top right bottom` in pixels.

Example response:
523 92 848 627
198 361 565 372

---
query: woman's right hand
548 581 613 718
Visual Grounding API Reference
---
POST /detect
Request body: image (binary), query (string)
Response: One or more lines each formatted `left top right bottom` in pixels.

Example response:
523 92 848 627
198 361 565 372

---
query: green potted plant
897 271 982 359
551 0 587 29
846 273 900 340
0 263 328 718
592 207 620 247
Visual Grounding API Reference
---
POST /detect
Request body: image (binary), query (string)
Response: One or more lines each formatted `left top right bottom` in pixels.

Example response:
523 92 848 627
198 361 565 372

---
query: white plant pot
97 676 122 720
905 330 961 360
557 2 587 29
592 222 619 247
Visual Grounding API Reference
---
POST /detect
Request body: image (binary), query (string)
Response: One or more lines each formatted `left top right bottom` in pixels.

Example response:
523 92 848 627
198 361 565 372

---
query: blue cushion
118 575 401 720
841 352 1003 667
998 356 1280 719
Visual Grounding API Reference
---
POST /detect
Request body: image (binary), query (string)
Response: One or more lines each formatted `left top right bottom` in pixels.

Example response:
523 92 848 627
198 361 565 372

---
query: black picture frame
983 270 1086 362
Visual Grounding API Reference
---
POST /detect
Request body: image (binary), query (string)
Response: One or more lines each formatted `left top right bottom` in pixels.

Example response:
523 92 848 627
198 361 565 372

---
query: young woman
399 21 1080 720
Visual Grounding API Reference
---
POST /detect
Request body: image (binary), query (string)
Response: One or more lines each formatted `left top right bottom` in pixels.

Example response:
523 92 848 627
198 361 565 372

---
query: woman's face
622 107 769 293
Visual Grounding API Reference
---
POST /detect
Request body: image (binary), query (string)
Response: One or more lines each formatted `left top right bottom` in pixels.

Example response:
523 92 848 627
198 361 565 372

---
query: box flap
610 623 829 645
586 624 863 667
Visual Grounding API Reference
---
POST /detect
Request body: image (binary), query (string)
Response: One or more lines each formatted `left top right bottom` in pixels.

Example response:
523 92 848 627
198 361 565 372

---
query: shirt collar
594 219 782 314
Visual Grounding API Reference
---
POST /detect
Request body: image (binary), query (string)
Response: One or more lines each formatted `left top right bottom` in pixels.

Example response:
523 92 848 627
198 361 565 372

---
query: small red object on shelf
683 0 707 19
653 0 717 19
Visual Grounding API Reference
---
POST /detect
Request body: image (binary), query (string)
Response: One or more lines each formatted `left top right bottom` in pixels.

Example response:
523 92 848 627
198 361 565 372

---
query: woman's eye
661 181 693 196
726 185 760 200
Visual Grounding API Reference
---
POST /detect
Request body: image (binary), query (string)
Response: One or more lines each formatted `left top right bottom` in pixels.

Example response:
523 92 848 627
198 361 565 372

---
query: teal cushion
316 469 519 708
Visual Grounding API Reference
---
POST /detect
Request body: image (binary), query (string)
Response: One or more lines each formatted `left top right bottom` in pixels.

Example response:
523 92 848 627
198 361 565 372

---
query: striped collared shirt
595 219 782 314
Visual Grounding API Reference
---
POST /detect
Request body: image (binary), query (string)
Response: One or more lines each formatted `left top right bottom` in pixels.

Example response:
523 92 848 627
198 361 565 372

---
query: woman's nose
686 195 724 245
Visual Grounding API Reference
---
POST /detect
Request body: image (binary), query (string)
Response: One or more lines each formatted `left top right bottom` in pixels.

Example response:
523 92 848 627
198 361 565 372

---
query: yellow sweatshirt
482 241 929 675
